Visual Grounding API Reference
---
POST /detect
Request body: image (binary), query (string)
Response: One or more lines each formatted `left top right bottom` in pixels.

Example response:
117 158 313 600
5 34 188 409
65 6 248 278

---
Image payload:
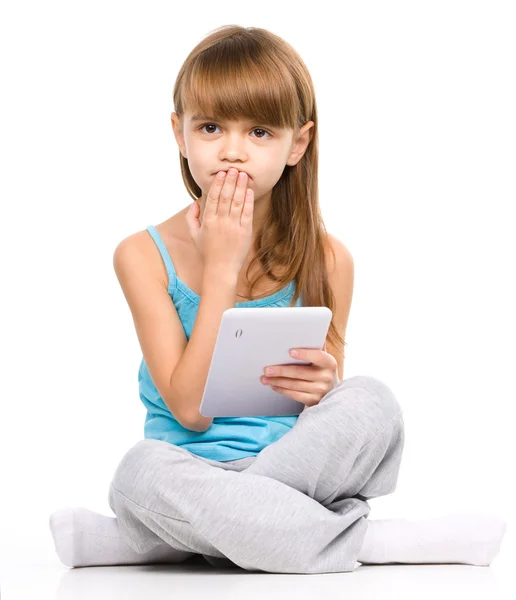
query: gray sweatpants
108 375 405 574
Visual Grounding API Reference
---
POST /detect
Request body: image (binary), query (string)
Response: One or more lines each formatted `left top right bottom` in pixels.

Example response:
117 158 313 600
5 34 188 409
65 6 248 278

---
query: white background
0 0 514 586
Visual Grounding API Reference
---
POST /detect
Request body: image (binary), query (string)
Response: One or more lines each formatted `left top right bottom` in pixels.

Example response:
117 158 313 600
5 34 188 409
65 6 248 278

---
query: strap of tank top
145 225 176 288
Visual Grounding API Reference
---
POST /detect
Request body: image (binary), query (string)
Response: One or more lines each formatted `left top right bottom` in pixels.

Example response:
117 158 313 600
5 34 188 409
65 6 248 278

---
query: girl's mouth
213 170 252 180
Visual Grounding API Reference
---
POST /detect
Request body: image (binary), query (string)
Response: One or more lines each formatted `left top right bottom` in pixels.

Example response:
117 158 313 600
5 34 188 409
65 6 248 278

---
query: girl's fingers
205 170 228 217
219 168 239 209
230 171 248 216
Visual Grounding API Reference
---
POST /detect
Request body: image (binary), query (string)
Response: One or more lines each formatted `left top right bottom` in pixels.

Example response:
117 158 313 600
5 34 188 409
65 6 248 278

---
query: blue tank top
138 225 304 462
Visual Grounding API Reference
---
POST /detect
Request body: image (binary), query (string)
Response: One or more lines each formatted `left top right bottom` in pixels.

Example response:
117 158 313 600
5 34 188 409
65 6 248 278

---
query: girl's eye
198 123 272 139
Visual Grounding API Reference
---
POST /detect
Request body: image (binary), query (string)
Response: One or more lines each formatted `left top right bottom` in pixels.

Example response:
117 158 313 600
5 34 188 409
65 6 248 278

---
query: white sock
49 507 181 568
357 513 508 566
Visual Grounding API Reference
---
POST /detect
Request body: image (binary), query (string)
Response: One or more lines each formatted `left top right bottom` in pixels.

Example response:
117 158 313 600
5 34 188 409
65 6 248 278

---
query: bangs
181 45 301 130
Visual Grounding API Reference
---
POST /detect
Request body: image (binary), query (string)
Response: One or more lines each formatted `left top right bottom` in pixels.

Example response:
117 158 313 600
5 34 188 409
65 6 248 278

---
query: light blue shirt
138 225 304 462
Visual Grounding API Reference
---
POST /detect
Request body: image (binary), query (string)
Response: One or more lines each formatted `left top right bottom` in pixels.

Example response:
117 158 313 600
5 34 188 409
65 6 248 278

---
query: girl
49 25 506 574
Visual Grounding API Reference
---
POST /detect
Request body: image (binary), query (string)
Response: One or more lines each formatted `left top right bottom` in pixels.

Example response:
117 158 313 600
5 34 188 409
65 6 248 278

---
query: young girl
49 25 506 574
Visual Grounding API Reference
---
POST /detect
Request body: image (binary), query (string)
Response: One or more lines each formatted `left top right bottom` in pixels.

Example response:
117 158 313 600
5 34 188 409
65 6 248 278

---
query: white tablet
199 306 332 418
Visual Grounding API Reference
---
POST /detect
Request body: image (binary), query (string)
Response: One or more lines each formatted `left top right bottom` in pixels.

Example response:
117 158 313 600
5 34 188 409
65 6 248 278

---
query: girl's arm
113 232 203 430
169 268 239 432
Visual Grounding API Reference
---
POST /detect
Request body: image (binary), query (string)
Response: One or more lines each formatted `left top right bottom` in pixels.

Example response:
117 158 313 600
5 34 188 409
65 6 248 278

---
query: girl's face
171 110 313 200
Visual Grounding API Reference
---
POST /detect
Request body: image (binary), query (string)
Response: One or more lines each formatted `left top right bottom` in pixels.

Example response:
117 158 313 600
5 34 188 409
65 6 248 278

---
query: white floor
1 528 515 600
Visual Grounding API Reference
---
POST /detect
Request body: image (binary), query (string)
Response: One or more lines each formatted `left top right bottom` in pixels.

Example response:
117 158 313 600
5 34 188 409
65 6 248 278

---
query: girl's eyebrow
190 114 218 122
190 114 261 124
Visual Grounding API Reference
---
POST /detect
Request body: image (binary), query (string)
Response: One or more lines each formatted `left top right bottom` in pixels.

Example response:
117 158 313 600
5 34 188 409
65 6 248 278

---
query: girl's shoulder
114 216 181 289
116 214 350 294
325 233 352 275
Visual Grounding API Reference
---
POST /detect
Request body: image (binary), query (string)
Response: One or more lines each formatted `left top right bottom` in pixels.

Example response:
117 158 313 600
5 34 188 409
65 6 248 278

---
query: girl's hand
260 343 340 408
184 168 254 277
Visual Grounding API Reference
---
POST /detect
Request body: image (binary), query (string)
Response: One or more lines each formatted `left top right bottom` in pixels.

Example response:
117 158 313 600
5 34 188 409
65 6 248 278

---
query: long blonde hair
172 25 345 360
